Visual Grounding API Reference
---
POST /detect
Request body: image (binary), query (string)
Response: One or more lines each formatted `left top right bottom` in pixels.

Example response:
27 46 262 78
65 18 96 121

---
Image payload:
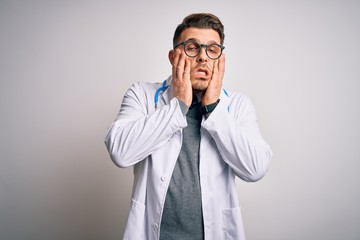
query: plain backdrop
1 0 359 239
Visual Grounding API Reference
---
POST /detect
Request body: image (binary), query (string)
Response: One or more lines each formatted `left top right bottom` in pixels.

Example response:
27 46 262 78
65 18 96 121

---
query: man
105 13 272 240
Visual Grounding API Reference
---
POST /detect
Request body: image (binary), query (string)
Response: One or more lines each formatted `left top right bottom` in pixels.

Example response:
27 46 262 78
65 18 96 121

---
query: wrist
201 99 220 115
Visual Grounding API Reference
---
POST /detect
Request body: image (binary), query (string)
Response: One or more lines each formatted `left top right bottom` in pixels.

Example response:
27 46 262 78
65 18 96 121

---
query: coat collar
160 75 230 107
160 75 173 104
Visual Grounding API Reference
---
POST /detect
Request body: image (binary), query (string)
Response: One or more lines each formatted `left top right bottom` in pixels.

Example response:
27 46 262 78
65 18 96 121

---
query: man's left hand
201 54 226 105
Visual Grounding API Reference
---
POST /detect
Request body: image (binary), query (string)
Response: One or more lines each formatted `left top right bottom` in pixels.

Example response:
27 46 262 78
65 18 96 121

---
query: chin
191 79 209 91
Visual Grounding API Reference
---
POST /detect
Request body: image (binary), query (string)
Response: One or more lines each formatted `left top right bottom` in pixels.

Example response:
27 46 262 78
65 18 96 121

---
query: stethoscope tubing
154 79 230 112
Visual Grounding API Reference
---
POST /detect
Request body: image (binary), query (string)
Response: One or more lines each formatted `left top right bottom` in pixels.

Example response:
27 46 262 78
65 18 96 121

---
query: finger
176 51 186 80
184 58 191 79
213 55 226 81
211 59 219 80
172 49 181 79
218 54 225 80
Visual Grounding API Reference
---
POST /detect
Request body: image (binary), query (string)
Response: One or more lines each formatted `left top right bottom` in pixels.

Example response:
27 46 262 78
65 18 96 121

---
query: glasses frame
174 40 225 60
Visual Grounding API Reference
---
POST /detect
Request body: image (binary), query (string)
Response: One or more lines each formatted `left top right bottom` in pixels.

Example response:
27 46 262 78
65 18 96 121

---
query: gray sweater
160 99 204 240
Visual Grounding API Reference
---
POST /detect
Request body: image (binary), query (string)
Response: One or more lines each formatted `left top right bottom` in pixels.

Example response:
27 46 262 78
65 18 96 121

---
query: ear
168 50 175 65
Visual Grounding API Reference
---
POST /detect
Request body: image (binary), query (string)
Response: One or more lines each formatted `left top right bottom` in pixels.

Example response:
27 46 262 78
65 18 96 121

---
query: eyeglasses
174 40 225 60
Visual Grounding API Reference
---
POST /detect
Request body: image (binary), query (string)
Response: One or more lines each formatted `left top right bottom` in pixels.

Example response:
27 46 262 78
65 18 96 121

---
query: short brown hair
173 13 225 47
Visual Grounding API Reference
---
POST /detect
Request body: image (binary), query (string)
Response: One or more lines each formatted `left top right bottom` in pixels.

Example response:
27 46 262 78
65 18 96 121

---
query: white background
1 0 359 239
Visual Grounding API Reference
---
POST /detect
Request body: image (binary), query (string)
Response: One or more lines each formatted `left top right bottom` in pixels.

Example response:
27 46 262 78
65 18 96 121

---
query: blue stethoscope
154 79 230 112
154 80 169 109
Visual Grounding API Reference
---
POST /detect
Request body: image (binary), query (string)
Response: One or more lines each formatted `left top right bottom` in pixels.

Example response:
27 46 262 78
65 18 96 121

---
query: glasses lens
207 44 222 59
183 41 223 59
184 42 200 57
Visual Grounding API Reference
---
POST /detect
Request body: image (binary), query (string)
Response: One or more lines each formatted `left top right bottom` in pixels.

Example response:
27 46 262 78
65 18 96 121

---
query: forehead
179 27 221 44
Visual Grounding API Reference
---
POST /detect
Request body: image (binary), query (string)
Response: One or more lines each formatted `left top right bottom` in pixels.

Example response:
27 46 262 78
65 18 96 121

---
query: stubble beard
191 77 210 92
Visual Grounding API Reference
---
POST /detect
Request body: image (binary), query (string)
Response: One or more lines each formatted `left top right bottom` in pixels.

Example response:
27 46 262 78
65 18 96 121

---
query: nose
196 47 208 63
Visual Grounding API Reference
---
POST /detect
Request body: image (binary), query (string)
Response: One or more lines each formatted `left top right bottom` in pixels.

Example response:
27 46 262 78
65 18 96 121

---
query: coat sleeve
104 83 187 168
202 93 273 182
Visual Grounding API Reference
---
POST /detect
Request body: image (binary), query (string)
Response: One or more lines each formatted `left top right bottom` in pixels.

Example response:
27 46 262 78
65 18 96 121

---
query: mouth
193 67 210 79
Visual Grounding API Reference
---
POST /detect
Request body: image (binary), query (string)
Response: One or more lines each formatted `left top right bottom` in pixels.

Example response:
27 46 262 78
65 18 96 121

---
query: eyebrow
185 38 220 45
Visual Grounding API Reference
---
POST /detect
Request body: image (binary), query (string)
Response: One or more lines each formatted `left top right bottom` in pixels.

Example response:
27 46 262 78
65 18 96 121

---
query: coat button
161 175 168 182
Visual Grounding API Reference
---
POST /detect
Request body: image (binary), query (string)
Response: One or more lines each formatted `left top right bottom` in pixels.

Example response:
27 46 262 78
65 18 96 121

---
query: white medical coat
105 76 273 240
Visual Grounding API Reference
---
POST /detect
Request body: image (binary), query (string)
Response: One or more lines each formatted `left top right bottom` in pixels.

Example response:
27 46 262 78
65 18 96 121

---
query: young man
105 13 272 240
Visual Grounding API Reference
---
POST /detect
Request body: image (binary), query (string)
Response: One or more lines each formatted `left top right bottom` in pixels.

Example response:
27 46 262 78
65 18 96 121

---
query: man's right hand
171 49 192 107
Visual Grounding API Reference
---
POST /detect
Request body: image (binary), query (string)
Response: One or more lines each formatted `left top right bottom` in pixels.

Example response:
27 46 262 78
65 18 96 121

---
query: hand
171 49 192 107
201 54 226 105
